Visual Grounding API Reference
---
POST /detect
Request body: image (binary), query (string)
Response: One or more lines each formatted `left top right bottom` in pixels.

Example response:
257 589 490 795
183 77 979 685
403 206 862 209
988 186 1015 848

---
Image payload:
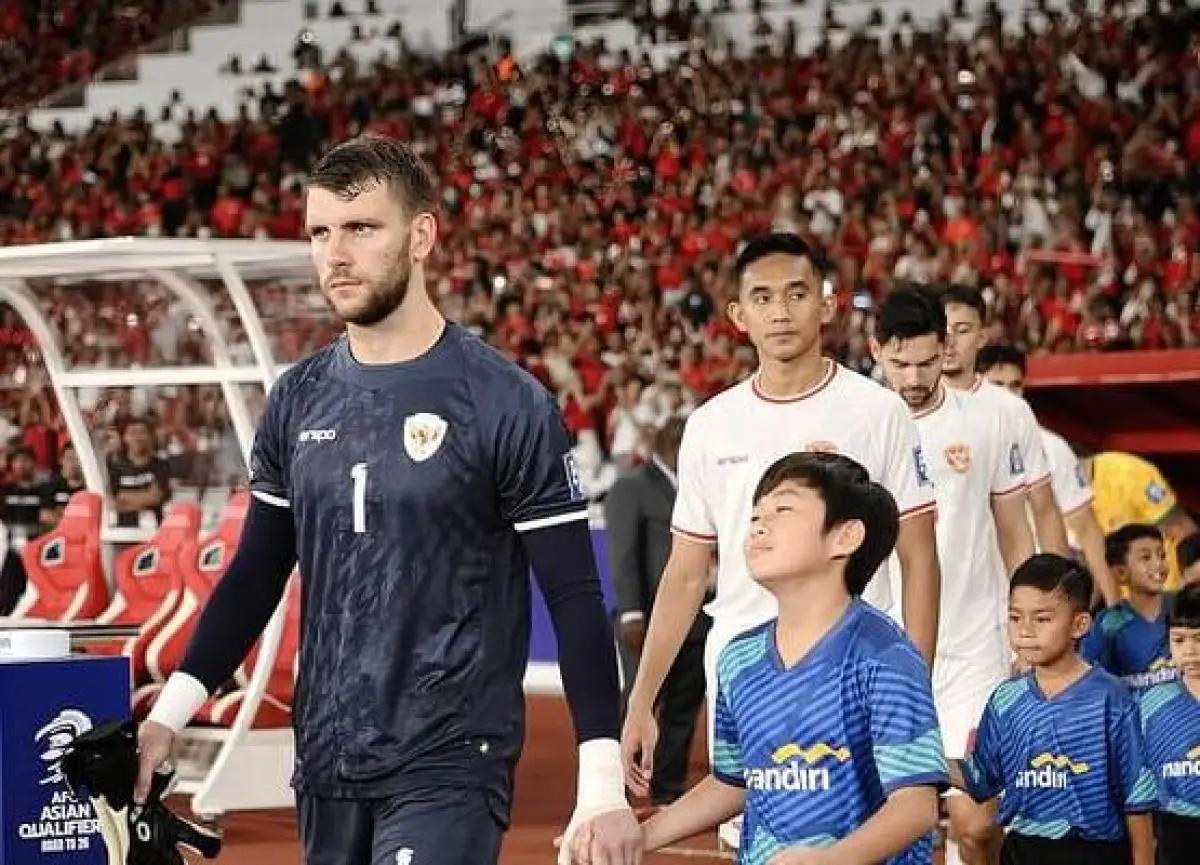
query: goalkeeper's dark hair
752 452 899 596
309 134 439 218
1010 553 1094 613
1169 582 1200 630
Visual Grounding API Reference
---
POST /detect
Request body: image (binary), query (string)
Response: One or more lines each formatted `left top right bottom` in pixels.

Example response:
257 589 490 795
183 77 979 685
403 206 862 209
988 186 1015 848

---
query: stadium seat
132 491 249 718
12 491 108 622
193 574 301 730
88 501 202 682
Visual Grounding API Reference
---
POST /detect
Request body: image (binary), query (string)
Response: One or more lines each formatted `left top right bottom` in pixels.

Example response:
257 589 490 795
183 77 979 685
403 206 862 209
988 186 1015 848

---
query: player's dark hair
1105 523 1163 568
1010 553 1094 612
876 285 946 344
1177 532 1200 575
940 283 988 323
976 343 1026 375
309 134 439 218
752 452 899 596
1169 582 1200 629
734 232 826 281
9 444 35 462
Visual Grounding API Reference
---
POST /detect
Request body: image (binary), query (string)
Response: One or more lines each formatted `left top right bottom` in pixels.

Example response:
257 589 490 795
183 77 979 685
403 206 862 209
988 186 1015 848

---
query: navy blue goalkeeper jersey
248 323 588 800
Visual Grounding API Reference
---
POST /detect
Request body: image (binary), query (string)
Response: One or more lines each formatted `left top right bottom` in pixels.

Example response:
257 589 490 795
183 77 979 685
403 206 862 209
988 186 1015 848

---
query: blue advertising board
0 656 130 865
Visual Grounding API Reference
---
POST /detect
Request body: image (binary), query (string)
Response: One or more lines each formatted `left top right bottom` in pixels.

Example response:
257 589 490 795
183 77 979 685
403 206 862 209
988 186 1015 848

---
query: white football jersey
910 385 1025 661
1040 426 1093 516
672 360 936 638
966 376 1051 487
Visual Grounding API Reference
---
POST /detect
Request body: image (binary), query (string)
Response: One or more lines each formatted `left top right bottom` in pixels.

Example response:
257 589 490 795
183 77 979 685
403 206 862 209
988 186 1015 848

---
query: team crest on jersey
804 440 840 454
403 413 448 462
944 443 972 474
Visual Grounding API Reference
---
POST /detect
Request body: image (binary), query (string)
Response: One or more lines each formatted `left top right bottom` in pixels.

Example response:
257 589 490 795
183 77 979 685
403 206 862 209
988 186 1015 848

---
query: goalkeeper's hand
135 721 175 805
61 720 221 865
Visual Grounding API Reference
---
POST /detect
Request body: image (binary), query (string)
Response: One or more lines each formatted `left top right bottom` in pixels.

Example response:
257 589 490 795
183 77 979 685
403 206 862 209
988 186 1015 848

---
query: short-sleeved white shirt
672 360 936 638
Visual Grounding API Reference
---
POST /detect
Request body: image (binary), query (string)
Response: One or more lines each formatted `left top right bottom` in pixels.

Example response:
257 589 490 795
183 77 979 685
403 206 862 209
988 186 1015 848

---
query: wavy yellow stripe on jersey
771 743 851 765
1186 745 1200 761
1030 753 1090 774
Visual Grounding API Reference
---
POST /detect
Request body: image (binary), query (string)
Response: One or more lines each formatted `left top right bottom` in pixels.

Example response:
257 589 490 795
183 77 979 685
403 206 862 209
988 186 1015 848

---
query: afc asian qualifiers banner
0 655 130 865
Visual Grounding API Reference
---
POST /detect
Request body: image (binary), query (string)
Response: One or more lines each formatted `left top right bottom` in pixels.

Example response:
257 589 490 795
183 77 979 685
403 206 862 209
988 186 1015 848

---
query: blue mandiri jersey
249 324 588 799
1081 596 1177 692
962 666 1159 841
713 600 947 865
1140 680 1200 818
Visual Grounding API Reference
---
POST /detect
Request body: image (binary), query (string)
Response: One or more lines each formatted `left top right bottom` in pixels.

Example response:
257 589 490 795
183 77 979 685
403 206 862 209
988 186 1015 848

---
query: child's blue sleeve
712 670 744 787
1080 614 1112 671
1111 695 1159 814
961 700 1005 802
866 645 948 796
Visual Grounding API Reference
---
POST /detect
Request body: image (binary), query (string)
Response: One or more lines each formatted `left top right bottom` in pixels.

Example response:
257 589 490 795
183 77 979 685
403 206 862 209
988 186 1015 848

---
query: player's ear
829 518 866 560
820 290 836 326
727 298 748 334
868 337 883 365
1070 609 1092 641
409 211 438 262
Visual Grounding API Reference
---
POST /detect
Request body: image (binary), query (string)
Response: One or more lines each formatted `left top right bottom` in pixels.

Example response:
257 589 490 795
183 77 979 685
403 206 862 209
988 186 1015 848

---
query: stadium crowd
0 0 223 110
1 0 1200 503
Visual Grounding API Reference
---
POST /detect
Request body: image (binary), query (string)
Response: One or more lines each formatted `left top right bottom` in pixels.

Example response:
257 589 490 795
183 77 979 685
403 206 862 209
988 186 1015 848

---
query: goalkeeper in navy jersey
135 135 640 865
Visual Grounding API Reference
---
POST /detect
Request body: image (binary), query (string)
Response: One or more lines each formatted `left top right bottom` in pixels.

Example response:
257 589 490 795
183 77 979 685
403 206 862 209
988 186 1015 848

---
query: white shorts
933 653 1008 760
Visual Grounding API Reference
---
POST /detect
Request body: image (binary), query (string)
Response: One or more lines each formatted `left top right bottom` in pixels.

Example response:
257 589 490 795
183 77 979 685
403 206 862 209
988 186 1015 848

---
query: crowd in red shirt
0 1 220 110
1 0 1199 488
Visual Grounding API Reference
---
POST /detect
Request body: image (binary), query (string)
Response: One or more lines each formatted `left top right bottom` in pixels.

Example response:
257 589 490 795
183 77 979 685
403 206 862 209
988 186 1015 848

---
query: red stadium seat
132 490 249 718
88 501 202 682
194 574 301 730
12 491 107 621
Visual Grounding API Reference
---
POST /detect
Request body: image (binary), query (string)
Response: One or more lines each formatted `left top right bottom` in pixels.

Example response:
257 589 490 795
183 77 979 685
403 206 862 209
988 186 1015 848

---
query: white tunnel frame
0 238 313 817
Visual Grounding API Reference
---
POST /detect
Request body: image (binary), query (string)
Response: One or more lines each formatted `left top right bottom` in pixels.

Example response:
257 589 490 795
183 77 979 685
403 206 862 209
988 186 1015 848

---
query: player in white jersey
619 234 941 821
976 344 1117 605
940 285 1070 558
872 288 1036 865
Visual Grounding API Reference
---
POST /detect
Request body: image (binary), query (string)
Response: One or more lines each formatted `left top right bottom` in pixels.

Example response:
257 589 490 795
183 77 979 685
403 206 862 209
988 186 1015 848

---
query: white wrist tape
146 672 209 733
575 738 629 813
558 738 630 865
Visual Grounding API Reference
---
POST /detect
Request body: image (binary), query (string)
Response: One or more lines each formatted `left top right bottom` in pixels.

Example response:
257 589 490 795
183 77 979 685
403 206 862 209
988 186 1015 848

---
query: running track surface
193 696 727 864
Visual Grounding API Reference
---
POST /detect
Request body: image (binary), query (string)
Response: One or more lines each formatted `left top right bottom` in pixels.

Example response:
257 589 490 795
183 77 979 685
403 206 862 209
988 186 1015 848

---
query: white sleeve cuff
619 611 646 625
146 672 210 733
575 738 628 813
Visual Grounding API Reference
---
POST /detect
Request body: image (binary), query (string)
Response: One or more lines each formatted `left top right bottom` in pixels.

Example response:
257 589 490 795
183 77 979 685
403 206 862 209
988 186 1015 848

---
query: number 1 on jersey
351 462 368 533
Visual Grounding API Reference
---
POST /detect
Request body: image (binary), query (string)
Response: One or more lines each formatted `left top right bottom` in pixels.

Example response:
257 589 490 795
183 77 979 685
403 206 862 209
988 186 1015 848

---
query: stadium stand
1 2 1197 504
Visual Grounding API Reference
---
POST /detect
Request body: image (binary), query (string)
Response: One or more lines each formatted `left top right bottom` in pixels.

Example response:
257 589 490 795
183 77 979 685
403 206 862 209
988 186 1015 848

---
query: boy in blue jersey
949 554 1158 865
636 452 947 865
1083 525 1176 691
1140 582 1200 865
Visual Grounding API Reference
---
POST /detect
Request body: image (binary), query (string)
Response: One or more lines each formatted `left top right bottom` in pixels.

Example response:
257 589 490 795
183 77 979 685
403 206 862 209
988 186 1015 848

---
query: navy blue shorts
298 786 506 865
